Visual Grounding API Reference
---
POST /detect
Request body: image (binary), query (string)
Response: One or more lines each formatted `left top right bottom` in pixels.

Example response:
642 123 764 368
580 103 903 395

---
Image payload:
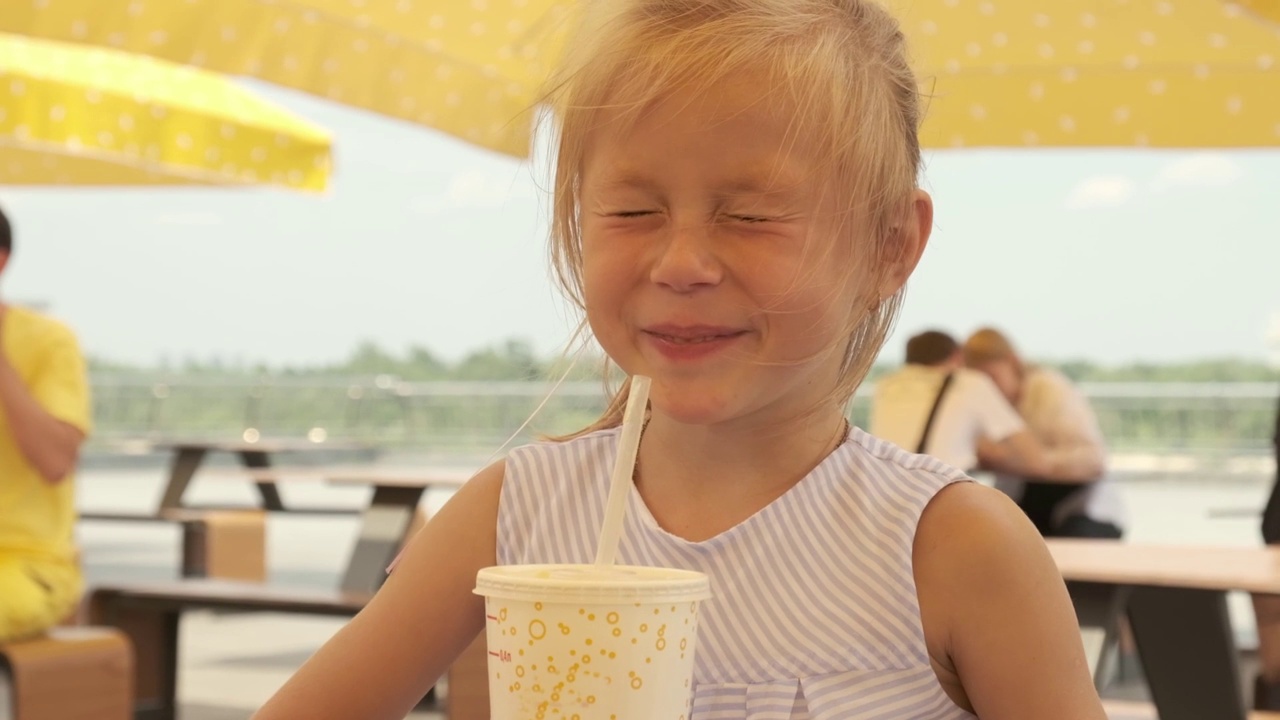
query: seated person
0 204 91 641
871 329 1052 477
963 327 1123 539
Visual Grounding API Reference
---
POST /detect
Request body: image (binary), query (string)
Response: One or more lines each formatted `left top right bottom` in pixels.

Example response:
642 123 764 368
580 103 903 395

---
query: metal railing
87 376 1278 461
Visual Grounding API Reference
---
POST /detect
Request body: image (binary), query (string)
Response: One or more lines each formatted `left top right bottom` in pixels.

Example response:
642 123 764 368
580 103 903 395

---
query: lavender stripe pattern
496 427 978 720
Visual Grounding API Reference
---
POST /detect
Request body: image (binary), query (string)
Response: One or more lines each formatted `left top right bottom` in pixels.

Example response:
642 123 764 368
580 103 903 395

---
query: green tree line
90 340 1279 384
86 341 1278 453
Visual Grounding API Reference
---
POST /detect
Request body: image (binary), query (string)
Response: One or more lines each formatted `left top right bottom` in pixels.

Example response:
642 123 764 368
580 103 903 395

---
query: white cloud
1064 175 1136 209
410 170 537 216
1151 153 1244 191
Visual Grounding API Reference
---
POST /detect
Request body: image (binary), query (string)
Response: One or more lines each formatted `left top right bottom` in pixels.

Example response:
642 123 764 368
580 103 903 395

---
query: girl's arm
253 461 505 720
915 482 1107 720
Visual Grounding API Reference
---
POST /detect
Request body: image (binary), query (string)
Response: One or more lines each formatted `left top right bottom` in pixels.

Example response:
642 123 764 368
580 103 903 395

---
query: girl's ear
877 190 933 299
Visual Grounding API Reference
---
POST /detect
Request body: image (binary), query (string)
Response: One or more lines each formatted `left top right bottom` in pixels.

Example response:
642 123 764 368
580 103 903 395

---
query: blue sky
2 81 1278 368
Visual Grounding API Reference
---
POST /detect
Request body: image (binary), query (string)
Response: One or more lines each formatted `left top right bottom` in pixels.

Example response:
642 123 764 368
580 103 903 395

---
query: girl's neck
630 407 849 542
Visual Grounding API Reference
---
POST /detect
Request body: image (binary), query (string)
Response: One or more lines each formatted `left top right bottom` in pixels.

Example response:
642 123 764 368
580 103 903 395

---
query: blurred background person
0 203 91 641
964 327 1124 539
871 329 1055 478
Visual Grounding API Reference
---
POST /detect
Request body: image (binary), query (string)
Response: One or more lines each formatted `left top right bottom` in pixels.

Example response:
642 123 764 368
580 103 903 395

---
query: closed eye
729 215 770 224
612 210 657 218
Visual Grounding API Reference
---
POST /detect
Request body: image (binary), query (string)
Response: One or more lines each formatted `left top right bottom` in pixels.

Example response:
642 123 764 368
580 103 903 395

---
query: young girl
255 1 1105 717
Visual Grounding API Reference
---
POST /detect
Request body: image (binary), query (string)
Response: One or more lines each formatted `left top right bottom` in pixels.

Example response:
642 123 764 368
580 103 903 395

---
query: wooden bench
89 581 371 720
84 470 462 719
86 580 485 720
0 627 133 720
81 509 267 582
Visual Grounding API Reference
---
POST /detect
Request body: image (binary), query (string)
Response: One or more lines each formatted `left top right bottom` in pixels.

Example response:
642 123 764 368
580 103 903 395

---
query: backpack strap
916 372 956 455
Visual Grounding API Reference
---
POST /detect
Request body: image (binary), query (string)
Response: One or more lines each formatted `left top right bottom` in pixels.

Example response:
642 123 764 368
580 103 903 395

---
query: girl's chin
645 387 742 427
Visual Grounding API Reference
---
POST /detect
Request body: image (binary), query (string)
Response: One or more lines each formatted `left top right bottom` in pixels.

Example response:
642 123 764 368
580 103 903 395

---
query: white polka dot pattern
0 0 573 158
890 0 1280 148
1238 0 1280 27
1 0 1278 154
0 32 332 189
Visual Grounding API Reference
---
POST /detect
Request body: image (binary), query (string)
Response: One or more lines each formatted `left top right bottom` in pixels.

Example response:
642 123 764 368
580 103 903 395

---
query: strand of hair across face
482 333 591 464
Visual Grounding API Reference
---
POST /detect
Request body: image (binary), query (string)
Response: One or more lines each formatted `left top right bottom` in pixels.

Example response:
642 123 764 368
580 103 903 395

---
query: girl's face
578 72 923 429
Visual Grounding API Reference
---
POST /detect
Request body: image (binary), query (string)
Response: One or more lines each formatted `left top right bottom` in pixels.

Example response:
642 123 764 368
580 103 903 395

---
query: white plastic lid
475 564 712 604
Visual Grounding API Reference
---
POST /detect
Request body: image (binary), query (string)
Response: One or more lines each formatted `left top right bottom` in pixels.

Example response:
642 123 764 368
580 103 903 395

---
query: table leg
1127 585 1247 720
157 448 206 512
239 451 286 512
1253 594 1280 709
89 593 179 720
1065 581 1130 691
340 485 427 595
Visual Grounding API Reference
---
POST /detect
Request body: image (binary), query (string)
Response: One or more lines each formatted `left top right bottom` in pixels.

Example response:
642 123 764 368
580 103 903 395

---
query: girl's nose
648 221 723 293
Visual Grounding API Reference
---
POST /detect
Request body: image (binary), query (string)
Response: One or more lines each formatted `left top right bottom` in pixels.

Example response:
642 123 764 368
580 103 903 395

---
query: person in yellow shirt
0 203 91 641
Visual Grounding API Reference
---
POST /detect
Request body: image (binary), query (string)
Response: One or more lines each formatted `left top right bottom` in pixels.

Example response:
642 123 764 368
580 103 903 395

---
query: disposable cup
474 564 712 719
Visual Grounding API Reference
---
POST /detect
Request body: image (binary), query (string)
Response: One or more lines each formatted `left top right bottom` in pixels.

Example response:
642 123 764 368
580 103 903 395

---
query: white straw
594 375 652 567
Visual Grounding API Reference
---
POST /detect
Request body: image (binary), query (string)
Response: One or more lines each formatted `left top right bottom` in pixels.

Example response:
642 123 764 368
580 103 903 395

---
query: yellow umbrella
1237 0 1280 25
0 0 571 159
891 0 1280 148
3 0 1278 154
0 32 332 189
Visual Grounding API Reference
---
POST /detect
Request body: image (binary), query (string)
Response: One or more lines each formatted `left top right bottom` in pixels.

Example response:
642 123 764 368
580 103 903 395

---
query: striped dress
497 427 978 720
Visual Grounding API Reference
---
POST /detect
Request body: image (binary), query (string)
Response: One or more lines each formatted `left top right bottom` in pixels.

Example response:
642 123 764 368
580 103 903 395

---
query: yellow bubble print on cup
476 564 711 719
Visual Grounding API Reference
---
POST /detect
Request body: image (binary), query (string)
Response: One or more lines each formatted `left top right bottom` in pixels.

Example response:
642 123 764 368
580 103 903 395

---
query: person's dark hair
905 330 958 366
0 204 11 255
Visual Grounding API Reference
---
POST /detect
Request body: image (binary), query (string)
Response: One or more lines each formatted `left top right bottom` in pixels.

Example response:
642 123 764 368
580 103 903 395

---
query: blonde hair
543 0 926 437
963 327 1019 368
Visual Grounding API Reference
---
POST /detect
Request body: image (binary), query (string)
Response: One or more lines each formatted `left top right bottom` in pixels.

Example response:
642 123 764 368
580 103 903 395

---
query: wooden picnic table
82 453 471 585
235 466 472 593
147 437 374 514
1050 540 1280 594
1048 539 1280 720
1103 699 1280 720
87 467 473 719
